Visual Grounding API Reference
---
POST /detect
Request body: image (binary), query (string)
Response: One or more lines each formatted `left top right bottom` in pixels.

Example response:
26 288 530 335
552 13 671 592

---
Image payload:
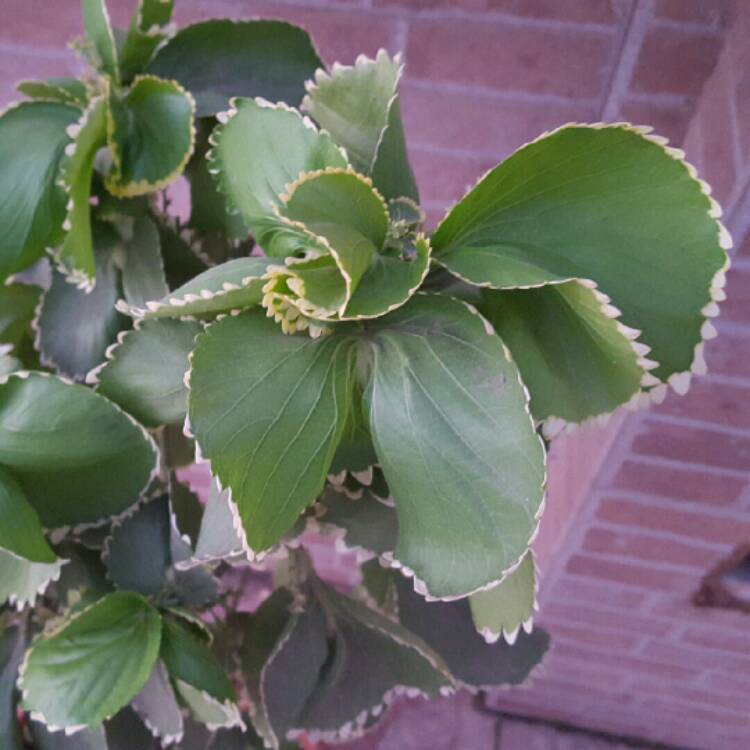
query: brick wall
2 1 747 748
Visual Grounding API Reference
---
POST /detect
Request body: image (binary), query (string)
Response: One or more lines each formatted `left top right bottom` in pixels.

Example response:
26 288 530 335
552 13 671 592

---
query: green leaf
190 480 246 566
119 0 175 83
469 550 537 644
17 78 88 106
120 216 169 309
0 282 40 370
0 465 56 564
131 660 184 745
35 236 129 381
302 50 417 201
126 257 270 320
0 626 26 750
395 576 549 690
328 384 377 474
92 318 202 427
188 310 356 554
169 475 204 546
54 94 108 287
362 294 545 599
161 618 241 729
0 101 80 280
158 222 209 291
147 20 323 117
317 485 397 557
20 592 162 729
103 495 171 596
479 280 651 428
208 98 346 238
431 124 730 387
31 722 108 749
81 0 119 81
0 548 64 610
0 372 157 528
106 75 195 198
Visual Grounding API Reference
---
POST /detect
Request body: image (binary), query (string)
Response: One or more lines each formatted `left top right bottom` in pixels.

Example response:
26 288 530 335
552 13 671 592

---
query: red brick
537 655 626 689
654 0 730 26
655 380 750 431
721 266 750 324
639 699 750 730
401 83 595 157
632 420 750 472
550 576 647 609
703 671 750 694
636 680 748 714
0 52 82 106
409 147 494 206
565 554 698 592
704 328 750 378
596 497 750 545
544 599 673 637
618 98 691 145
641 639 750 674
542 621 639 651
610 460 745 506
581 527 723 569
682 626 750 655
650 595 749 631
405 19 614 98
630 28 722 97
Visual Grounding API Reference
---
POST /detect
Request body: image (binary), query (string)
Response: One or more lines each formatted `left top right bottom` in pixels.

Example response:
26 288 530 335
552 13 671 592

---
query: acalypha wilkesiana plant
0 0 731 747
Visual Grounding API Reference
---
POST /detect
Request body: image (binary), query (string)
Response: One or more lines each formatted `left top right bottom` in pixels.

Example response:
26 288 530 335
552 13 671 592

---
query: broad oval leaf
0 101 79 280
479 280 651 428
0 465 56 564
431 124 730 387
188 310 356 553
19 591 162 729
147 20 323 117
0 373 157 528
92 318 202 428
106 75 195 197
363 294 546 599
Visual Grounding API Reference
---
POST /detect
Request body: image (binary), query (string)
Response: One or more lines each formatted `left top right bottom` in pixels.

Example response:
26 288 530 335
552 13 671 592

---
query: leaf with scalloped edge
120 216 169 309
54 93 108 287
0 465 56 564
36 235 129 381
19 591 162 730
147 20 323 117
188 310 356 554
302 50 418 201
119 0 175 83
362 294 545 600
0 372 157 528
81 0 119 81
479 280 653 430
0 549 64 610
208 98 346 239
131 660 184 745
92 318 202 428
17 78 87 106
124 257 271 320
1 626 25 749
106 75 195 198
188 480 246 567
0 101 79 280
432 124 730 390
469 549 537 645
30 721 108 749
395 575 548 690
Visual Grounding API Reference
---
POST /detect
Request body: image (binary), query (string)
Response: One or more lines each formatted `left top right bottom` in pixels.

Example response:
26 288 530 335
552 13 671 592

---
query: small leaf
147 20 323 116
190 480 246 566
54 93 108 287
431 124 730 387
106 75 195 198
31 721 107 749
17 78 87 106
0 372 157 528
363 294 545 599
169 474 203 545
0 101 79 280
395 576 549 690
127 257 270 320
36 234 129 381
1 626 26 750
0 549 64 610
208 98 346 237
120 216 169 309
19 591 162 729
131 660 184 745
93 318 202 428
81 0 119 81
104 495 172 596
302 50 418 200
188 310 356 554
480 280 650 427
469 550 537 644
119 0 175 83
0 465 56 564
